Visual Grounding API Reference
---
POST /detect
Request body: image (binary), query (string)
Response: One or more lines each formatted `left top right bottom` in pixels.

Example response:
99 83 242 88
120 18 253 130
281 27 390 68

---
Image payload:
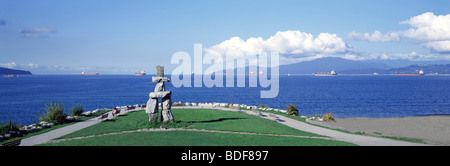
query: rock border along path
19 111 116 146
20 106 429 146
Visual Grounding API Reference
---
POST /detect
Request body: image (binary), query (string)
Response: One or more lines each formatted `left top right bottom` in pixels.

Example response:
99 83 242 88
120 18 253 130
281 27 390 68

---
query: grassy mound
41 109 356 146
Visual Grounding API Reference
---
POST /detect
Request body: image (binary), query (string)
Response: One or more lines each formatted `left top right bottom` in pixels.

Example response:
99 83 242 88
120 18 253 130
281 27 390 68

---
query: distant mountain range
279 57 390 74
3 57 450 75
278 57 450 74
385 64 450 74
0 67 32 75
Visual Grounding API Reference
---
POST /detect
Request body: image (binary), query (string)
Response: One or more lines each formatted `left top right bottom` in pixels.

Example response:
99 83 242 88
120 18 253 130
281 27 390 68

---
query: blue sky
1 0 450 74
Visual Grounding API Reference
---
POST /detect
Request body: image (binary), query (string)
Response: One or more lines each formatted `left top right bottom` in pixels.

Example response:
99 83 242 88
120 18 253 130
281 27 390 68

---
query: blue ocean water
1 75 450 125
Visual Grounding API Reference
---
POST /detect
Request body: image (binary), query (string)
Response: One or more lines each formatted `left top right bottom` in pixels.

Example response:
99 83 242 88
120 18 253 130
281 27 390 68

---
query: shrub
70 105 84 116
0 120 20 135
313 113 320 118
323 113 336 122
258 104 268 108
286 104 299 116
39 100 67 124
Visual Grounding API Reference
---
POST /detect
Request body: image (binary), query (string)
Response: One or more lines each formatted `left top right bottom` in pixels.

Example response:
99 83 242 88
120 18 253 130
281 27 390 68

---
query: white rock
66 116 75 121
82 111 92 116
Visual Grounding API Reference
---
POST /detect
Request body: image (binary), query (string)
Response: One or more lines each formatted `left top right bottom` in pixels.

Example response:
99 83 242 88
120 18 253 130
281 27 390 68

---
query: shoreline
19 105 428 146
3 101 448 145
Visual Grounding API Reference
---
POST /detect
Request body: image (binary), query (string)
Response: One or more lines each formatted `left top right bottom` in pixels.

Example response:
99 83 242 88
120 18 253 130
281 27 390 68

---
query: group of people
112 108 121 116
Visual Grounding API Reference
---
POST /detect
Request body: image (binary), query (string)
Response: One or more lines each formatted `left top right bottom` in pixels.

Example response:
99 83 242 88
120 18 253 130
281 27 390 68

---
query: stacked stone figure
145 65 174 123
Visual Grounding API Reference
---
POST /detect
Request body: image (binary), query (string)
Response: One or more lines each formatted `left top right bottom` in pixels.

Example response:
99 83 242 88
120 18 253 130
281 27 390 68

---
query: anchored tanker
135 70 146 76
395 69 424 76
314 70 337 76
81 72 99 75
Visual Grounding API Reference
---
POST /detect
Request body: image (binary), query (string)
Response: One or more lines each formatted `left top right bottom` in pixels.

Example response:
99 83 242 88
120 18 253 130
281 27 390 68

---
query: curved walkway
20 106 430 146
19 111 115 146
199 106 429 146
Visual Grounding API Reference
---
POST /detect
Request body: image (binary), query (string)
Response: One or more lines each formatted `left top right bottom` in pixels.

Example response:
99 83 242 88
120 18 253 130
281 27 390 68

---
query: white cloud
422 41 450 53
346 12 450 53
400 12 450 53
26 63 40 69
204 30 353 65
400 12 450 41
0 62 17 69
346 31 400 42
21 27 56 38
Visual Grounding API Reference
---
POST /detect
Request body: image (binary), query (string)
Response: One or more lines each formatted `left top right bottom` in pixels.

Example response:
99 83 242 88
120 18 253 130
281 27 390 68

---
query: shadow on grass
103 119 117 122
188 117 246 124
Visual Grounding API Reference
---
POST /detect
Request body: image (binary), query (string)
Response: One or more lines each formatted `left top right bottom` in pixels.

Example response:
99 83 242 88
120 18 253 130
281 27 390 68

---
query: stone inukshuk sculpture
145 65 174 123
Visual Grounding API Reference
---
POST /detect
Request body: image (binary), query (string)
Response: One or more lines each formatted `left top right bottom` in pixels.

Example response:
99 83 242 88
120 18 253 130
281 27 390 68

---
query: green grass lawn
42 130 353 146
40 109 356 146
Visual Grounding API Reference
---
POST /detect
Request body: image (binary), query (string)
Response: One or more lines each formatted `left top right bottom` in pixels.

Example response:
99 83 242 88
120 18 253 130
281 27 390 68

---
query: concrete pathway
190 106 429 146
19 111 115 146
20 106 429 146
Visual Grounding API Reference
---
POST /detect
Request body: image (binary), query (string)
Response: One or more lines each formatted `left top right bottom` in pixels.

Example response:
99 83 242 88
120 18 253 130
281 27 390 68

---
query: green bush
258 104 268 108
39 100 67 124
286 104 299 116
0 120 20 135
70 105 84 116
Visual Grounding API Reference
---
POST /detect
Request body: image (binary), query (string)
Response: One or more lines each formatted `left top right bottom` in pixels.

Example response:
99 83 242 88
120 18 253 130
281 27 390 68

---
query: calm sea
1 75 450 125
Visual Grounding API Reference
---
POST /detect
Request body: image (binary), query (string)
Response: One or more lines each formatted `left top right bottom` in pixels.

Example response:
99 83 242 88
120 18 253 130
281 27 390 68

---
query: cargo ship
134 70 146 76
314 70 337 76
395 70 424 76
81 72 99 75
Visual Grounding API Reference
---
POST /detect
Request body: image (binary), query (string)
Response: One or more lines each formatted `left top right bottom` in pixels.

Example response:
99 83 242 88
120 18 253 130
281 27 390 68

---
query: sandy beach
320 116 450 145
